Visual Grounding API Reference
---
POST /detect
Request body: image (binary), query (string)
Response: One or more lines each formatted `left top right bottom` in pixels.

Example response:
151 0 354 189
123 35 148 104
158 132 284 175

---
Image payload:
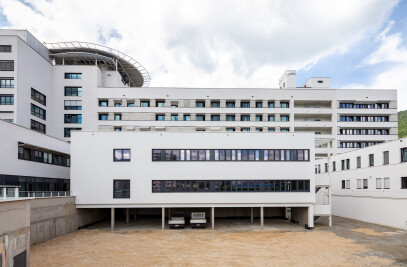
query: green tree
399 110 407 138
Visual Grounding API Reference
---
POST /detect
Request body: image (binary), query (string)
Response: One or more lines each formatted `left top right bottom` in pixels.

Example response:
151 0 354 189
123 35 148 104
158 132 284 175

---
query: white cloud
0 0 399 88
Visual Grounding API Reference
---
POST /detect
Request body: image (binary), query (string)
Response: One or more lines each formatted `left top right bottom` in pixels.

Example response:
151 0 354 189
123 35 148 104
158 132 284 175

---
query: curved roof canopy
44 41 150 87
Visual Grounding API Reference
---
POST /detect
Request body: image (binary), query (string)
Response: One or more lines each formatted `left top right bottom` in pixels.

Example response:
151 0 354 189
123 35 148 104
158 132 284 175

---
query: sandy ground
31 228 395 267
351 228 389 236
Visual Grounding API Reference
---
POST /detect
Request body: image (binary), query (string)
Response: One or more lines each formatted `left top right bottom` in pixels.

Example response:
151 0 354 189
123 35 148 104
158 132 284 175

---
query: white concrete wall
316 137 407 229
0 120 70 179
71 132 315 208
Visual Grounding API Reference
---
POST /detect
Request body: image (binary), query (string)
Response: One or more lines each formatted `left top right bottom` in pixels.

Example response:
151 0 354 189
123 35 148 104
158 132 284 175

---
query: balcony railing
0 186 71 201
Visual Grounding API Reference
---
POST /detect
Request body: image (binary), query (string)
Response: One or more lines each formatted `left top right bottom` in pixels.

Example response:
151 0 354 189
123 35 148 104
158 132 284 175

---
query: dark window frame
113 149 131 162
113 179 130 198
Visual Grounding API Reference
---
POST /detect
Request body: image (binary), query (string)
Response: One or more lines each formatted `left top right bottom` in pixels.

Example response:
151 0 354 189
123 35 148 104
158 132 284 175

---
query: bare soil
31 228 394 267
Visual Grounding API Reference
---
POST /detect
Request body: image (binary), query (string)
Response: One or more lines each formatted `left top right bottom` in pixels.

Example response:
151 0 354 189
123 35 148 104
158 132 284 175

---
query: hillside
399 110 407 138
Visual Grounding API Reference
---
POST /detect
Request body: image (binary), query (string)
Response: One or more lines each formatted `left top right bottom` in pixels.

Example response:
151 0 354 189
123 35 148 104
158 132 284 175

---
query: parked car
190 212 206 228
169 212 185 229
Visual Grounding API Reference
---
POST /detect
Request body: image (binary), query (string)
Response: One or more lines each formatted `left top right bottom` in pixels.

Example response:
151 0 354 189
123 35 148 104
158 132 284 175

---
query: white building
72 131 321 229
0 30 398 158
315 137 407 230
0 120 70 195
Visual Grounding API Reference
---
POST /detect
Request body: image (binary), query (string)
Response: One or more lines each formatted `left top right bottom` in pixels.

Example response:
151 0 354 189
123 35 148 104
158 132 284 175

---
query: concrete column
126 208 129 224
211 207 215 230
162 207 165 230
250 207 254 223
329 215 332 227
307 205 314 230
111 208 115 231
260 207 264 227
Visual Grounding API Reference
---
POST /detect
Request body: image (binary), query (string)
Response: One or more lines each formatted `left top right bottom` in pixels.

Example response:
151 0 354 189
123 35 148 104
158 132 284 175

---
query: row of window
30 119 46 134
339 103 389 109
152 180 311 193
31 88 46 106
339 142 382 148
150 114 289 122
339 116 389 122
64 73 82 79
31 104 46 120
0 95 13 105
64 114 82 124
339 129 389 135
105 100 290 109
0 60 14 71
18 144 70 167
342 177 407 189
152 149 310 162
64 127 82 137
0 78 14 88
317 148 407 173
0 174 70 193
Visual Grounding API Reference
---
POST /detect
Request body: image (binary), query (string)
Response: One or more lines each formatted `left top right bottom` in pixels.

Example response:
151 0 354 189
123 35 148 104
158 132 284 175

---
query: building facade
0 30 398 158
315 137 407 230
72 131 319 229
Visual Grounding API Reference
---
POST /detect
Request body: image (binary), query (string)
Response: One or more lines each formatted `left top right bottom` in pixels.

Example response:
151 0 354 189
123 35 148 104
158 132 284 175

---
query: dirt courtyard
30 217 407 267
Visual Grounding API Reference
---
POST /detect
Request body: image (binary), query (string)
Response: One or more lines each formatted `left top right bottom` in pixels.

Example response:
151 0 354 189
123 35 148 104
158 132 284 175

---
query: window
226 128 235 132
140 101 150 107
402 177 407 189
325 163 328 173
241 101 250 108
241 128 250 132
64 114 82 124
210 114 220 121
369 154 374 166
114 127 121 131
346 159 350 169
156 101 165 107
0 95 13 105
196 101 205 108
317 164 321 173
383 151 389 165
99 100 108 107
363 179 368 189
280 115 289 122
18 143 70 167
346 180 350 189
280 102 289 108
0 78 14 88
99 114 108 120
384 178 390 189
0 45 12 52
113 180 130 198
401 148 407 162
332 161 336 171
281 128 289 132
226 115 235 121
256 128 262 132
341 160 345 170
114 103 121 107
241 115 250 121
113 149 131 161
196 115 205 121
114 114 121 121
268 128 275 132
64 73 82 79
184 114 191 121
357 179 362 189
31 104 46 120
268 115 275 122
268 102 275 108
357 156 361 168
376 178 382 189
211 101 220 108
0 60 14 71
226 101 235 108
64 127 81 137
156 114 165 121
171 114 178 121
256 102 262 108
31 88 46 105
30 119 46 134
64 100 82 110
255 115 262 121
64 87 82 96
341 180 345 189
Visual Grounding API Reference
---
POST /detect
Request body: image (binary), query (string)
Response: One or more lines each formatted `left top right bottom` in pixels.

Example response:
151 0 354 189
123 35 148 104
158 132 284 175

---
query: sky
0 0 406 110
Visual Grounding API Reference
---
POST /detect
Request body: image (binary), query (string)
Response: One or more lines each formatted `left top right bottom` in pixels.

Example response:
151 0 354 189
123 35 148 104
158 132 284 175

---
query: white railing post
15 188 19 199
42 192 45 198
2 188 6 200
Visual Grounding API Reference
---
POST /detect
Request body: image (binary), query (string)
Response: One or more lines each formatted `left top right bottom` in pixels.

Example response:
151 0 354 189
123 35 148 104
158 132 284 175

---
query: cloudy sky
1 0 406 110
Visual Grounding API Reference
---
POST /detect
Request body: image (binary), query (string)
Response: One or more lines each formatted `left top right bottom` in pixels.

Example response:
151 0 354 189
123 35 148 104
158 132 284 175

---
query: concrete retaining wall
30 197 109 245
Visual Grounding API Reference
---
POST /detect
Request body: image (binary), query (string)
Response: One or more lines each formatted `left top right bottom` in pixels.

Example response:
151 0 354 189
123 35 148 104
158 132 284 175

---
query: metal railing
0 186 71 201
